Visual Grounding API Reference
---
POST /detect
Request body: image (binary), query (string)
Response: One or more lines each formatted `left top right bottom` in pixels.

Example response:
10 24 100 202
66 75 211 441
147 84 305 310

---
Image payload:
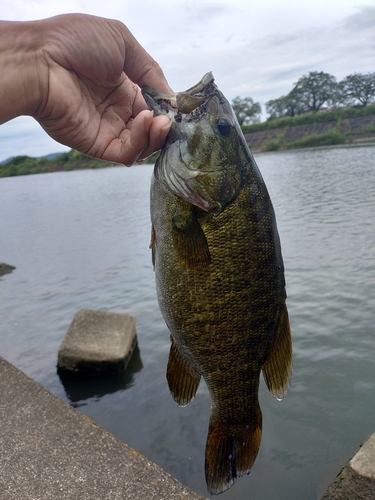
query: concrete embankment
1 356 374 499
321 433 375 499
0 357 206 500
244 115 375 152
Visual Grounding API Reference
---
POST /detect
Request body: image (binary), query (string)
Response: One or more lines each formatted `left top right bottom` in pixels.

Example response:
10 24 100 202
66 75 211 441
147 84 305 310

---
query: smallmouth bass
142 73 292 495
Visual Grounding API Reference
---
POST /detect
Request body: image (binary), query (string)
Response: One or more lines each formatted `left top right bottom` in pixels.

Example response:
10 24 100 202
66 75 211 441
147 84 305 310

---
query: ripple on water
1 147 375 500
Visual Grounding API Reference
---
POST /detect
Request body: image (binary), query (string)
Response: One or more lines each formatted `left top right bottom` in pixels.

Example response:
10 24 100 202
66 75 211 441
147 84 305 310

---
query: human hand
0 14 172 165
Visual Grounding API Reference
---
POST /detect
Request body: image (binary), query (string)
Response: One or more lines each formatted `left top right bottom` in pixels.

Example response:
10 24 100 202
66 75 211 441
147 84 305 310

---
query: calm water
1 144 374 499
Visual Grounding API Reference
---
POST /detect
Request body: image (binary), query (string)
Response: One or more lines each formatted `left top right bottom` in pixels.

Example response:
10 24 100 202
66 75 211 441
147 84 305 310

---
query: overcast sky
1 0 374 161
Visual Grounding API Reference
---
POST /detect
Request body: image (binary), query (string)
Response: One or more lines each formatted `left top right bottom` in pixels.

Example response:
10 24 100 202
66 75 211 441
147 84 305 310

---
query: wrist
0 20 46 124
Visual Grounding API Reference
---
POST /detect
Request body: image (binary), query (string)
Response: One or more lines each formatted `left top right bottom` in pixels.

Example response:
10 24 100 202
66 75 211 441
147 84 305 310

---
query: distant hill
0 157 13 165
39 152 63 160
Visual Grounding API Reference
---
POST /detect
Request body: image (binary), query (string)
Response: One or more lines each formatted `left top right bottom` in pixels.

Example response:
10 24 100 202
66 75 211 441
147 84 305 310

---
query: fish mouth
142 72 215 143
142 72 214 114
143 73 222 212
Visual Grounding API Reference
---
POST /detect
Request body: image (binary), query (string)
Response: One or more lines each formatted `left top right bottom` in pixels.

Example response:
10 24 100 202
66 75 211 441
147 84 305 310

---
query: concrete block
321 433 375 499
57 309 137 377
0 262 15 276
0 357 207 500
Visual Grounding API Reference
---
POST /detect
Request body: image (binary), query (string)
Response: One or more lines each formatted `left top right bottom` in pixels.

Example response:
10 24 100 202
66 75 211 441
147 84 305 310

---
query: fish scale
143 72 292 495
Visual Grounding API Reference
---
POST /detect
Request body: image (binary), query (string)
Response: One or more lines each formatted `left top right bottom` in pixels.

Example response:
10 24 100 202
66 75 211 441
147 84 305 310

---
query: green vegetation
0 149 115 178
231 96 261 125
144 151 160 164
261 128 346 152
1 70 375 178
242 103 375 134
234 71 375 124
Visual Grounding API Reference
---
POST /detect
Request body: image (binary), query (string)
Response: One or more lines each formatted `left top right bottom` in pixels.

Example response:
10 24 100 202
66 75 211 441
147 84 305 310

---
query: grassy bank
243 105 375 152
0 149 114 178
260 123 375 152
1 105 375 178
242 104 375 134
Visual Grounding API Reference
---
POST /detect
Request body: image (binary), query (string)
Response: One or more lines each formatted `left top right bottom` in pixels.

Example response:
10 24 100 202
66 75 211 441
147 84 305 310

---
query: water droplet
274 389 288 401
228 454 232 460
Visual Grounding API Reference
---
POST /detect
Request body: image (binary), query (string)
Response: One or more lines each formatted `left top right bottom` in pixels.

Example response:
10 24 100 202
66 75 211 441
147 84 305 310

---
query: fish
142 73 292 495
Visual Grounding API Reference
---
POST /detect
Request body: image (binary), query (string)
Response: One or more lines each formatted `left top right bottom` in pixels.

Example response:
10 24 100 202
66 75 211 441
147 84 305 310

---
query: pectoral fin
167 336 201 406
262 302 292 399
172 210 211 268
149 225 156 270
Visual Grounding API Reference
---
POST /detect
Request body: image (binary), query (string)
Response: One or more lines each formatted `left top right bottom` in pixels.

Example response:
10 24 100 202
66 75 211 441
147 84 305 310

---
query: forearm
0 20 44 124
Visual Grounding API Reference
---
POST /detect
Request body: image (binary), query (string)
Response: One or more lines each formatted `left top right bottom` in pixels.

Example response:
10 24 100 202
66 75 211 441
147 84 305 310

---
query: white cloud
0 0 374 160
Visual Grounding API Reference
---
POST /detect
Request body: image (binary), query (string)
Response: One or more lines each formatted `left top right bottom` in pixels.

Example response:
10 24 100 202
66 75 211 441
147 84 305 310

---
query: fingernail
161 120 172 133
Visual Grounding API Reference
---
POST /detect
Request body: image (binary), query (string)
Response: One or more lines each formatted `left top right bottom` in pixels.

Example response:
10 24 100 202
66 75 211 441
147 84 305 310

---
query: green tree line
232 71 375 123
1 71 374 177
0 149 114 178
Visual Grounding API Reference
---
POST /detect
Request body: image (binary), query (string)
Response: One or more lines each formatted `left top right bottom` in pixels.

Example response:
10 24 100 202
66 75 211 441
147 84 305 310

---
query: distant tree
266 89 304 119
231 96 261 126
265 97 285 119
340 72 375 107
292 71 338 112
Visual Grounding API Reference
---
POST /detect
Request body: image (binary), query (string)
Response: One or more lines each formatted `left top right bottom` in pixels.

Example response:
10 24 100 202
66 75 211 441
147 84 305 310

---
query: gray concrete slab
57 309 137 377
0 357 207 500
350 433 375 480
321 433 375 499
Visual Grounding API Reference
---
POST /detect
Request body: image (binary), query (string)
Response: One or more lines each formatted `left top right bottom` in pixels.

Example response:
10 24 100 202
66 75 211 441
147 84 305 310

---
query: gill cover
142 73 243 213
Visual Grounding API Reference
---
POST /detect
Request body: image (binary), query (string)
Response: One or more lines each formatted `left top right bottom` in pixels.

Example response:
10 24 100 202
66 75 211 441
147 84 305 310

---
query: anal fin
166 336 201 406
262 301 292 399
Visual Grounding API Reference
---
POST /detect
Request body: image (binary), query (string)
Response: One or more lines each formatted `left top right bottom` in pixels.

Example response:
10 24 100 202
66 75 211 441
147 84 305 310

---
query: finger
138 115 171 161
100 109 153 166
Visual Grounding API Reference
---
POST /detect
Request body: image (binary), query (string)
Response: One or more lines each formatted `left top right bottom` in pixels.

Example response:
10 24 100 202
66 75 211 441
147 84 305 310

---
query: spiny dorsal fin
167 336 201 406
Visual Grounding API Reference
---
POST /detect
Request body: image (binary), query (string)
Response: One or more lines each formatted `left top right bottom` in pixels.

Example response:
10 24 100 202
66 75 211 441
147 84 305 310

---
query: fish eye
216 118 232 137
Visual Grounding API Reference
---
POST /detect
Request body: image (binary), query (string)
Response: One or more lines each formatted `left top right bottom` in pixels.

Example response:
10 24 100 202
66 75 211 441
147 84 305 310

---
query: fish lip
180 71 214 96
141 87 181 142
141 71 215 116
141 88 177 117
142 72 216 144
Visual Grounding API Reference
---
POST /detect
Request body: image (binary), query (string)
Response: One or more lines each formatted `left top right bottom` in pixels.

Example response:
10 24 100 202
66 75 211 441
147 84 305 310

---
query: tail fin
204 412 262 495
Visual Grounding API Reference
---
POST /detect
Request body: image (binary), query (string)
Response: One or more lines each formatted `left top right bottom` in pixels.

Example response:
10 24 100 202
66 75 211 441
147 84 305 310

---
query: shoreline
0 356 207 500
0 140 374 179
253 139 375 155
